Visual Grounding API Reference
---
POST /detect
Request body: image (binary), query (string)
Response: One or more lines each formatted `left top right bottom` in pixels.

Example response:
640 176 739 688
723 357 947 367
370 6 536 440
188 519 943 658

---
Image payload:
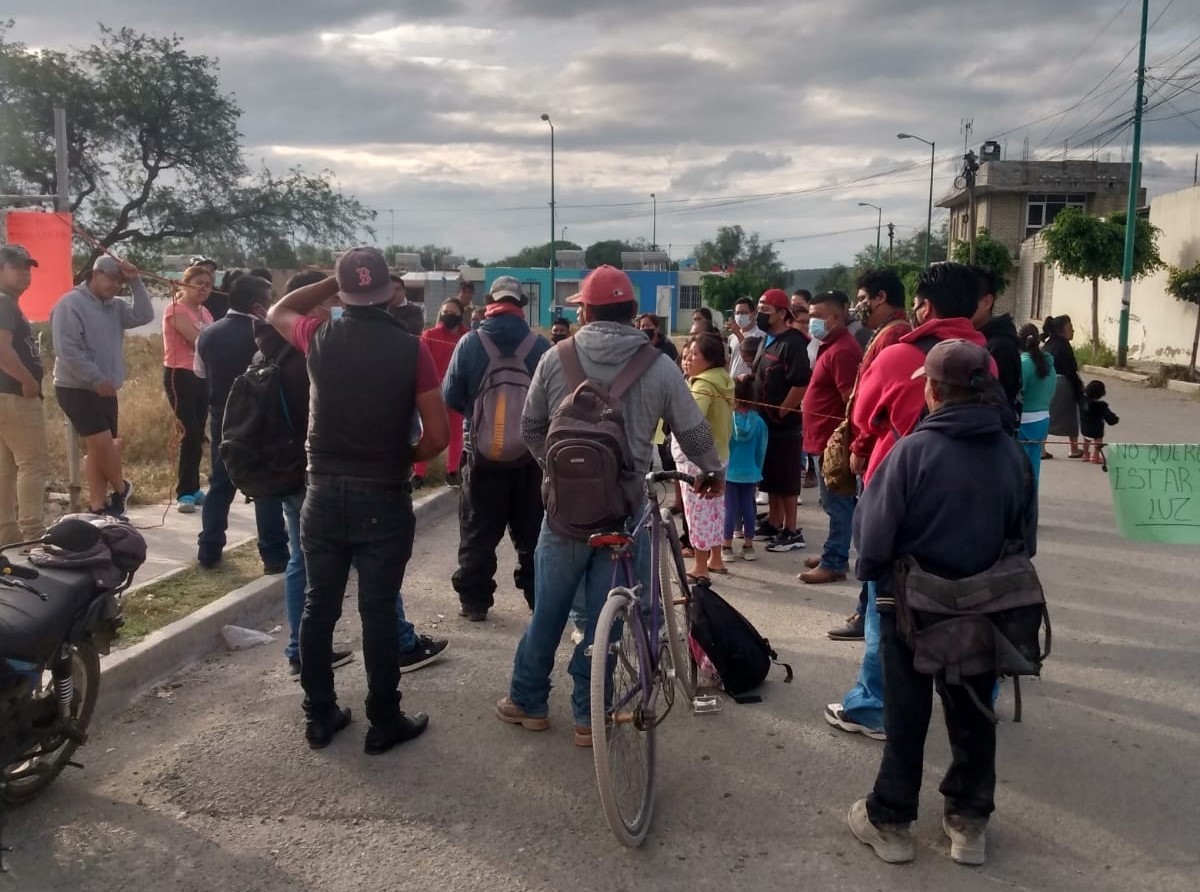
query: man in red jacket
415 298 468 488
825 262 991 742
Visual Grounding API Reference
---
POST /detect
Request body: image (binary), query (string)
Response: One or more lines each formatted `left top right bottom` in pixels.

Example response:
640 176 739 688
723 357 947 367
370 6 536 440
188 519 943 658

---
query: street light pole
651 193 657 250
898 132 936 267
858 202 883 263
541 113 555 310
561 225 568 245
1117 0 1150 367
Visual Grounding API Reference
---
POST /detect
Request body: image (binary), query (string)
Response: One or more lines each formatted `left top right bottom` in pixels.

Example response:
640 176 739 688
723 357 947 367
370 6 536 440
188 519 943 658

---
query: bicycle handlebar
646 471 696 487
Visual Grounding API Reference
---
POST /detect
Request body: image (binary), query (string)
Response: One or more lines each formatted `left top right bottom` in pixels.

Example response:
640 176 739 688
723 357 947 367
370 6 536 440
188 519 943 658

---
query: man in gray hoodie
51 256 154 517
496 264 725 746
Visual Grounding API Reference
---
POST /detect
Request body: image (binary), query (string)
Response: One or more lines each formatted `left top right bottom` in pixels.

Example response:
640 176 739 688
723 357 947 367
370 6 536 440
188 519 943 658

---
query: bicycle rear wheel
658 511 698 701
590 590 656 847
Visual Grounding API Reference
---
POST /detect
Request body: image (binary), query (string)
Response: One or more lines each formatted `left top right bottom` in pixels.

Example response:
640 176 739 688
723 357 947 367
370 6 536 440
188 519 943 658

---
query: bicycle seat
0 563 104 663
588 533 635 550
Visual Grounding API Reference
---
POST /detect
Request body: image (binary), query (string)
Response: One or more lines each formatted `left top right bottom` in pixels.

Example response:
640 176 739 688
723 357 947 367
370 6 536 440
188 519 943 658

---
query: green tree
951 228 1014 294
700 267 770 314
693 225 785 285
0 23 373 277
813 264 855 294
584 238 646 268
1043 207 1162 347
1166 261 1200 381
493 240 580 268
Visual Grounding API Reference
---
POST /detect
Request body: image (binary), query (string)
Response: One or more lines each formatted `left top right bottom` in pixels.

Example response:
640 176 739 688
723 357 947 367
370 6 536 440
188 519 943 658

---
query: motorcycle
0 515 145 871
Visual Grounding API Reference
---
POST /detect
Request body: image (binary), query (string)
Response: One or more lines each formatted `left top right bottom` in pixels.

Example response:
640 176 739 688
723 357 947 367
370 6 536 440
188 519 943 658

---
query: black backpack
219 346 306 499
688 582 793 703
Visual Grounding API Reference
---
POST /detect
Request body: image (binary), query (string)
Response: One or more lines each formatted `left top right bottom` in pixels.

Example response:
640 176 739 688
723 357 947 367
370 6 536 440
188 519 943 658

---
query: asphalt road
7 379 1200 892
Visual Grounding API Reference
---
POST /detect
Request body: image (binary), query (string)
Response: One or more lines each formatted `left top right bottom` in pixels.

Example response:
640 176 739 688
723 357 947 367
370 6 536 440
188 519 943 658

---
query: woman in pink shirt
163 264 214 512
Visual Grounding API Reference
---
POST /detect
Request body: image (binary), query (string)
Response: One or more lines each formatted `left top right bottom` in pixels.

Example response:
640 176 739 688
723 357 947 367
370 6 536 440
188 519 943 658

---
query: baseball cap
335 246 393 307
90 255 124 278
760 288 791 312
488 275 527 306
0 244 38 268
566 265 635 306
911 339 992 389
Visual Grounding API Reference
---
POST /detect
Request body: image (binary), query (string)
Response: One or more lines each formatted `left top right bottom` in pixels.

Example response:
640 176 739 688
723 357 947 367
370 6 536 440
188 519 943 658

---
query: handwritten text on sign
1107 444 1200 545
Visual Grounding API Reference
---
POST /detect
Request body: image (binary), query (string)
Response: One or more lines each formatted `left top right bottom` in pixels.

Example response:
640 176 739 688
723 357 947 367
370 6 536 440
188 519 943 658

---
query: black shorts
55 386 119 437
760 426 804 496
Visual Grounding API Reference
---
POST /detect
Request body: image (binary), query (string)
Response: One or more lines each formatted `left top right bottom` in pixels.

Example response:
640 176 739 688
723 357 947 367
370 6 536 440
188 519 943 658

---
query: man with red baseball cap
497 264 725 745
753 287 812 552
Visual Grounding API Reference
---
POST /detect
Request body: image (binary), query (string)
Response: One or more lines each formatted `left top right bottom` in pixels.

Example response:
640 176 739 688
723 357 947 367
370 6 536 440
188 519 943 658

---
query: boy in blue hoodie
723 376 768 561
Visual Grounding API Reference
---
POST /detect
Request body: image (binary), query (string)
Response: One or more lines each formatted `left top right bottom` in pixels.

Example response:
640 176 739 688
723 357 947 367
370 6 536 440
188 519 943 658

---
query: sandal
709 566 729 575
1068 450 1084 459
681 547 695 558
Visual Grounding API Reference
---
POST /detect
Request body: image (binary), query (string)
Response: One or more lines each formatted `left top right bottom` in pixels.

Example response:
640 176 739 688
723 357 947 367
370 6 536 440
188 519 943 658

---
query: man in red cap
752 287 812 552
497 264 725 746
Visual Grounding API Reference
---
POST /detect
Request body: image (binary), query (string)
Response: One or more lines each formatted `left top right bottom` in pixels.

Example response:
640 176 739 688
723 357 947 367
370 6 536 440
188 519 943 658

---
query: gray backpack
542 340 660 542
471 331 538 467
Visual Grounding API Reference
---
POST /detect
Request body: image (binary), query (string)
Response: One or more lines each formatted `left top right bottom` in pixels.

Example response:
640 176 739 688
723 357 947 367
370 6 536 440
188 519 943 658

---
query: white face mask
735 313 752 328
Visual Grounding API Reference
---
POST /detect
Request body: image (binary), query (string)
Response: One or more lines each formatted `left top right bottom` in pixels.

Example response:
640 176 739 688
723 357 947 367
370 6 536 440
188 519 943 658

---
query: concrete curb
1165 378 1200 395
1081 364 1153 385
95 486 457 718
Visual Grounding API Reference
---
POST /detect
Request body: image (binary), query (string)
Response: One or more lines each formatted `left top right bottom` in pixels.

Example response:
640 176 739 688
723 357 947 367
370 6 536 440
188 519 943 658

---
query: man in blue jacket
443 277 551 622
846 339 1035 869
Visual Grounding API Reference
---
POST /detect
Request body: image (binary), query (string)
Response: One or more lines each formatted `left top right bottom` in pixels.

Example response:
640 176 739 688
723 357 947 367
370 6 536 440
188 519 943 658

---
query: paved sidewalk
123 497 262 591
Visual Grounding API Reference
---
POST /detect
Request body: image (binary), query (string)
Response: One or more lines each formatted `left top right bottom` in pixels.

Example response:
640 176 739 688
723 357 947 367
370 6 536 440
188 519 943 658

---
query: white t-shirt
728 325 763 379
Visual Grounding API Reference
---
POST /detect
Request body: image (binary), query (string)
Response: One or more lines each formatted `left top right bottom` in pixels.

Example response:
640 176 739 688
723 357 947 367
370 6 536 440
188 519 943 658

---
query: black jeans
300 477 416 726
163 367 207 498
867 612 997 826
452 454 543 613
198 408 288 567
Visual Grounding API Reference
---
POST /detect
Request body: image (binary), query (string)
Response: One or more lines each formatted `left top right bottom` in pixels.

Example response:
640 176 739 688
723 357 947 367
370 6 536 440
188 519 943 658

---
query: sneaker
289 650 355 682
722 545 737 563
364 711 430 755
176 494 197 514
943 814 987 866
191 489 206 506
445 471 461 488
108 479 133 516
740 544 757 562
570 626 585 645
754 521 780 542
755 491 769 506
766 529 806 552
824 703 885 740
263 562 288 575
803 469 818 489
828 613 865 641
398 635 448 672
495 696 550 731
848 799 914 864
305 705 351 750
459 606 488 622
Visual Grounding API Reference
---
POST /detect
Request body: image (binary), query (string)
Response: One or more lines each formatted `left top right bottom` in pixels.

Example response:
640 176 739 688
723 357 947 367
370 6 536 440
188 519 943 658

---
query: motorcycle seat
0 561 108 664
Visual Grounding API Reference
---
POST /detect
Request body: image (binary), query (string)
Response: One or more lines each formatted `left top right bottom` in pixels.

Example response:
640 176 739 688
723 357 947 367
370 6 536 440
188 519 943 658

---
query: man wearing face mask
725 297 762 380
752 288 812 551
550 317 572 344
799 291 862 584
443 277 552 621
415 298 468 488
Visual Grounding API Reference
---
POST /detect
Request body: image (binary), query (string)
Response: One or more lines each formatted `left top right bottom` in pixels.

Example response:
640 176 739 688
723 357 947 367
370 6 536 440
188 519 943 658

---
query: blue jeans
281 491 417 664
723 481 757 541
841 580 884 732
813 455 855 572
1019 418 1049 488
198 409 288 567
509 516 650 726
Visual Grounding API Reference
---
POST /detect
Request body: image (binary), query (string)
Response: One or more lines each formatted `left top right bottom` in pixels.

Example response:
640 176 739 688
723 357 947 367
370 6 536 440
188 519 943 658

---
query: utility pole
958 149 980 265
887 222 895 262
1117 0 1149 368
540 113 556 311
651 193 657 250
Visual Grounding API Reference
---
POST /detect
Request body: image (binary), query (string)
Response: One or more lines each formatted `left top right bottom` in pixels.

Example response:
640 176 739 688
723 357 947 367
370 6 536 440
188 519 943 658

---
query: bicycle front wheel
658 511 698 701
590 589 656 847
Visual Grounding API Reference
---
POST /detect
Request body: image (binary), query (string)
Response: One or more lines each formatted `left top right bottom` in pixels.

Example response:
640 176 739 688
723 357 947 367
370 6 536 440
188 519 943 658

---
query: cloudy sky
7 0 1199 267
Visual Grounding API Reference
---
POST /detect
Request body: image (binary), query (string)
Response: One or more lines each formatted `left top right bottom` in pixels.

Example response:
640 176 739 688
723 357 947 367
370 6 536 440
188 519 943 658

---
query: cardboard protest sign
1107 444 1200 545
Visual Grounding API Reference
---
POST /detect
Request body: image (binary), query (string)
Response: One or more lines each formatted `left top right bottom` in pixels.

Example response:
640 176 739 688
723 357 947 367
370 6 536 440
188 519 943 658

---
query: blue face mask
809 317 828 341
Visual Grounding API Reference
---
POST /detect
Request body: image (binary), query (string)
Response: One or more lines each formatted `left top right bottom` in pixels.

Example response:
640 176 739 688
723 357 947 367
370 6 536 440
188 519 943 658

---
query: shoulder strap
558 338 587 390
513 331 538 363
477 330 501 361
609 344 660 401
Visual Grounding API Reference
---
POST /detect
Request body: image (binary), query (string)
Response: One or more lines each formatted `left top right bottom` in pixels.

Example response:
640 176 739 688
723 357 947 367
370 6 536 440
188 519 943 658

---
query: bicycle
588 470 723 848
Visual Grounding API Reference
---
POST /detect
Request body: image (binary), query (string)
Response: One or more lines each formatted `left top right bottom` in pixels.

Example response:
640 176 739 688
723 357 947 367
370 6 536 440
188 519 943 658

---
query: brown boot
799 566 847 584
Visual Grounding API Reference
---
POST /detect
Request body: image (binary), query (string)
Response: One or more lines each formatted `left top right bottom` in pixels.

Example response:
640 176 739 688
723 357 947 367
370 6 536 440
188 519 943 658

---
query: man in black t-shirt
753 288 811 551
0 244 49 545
